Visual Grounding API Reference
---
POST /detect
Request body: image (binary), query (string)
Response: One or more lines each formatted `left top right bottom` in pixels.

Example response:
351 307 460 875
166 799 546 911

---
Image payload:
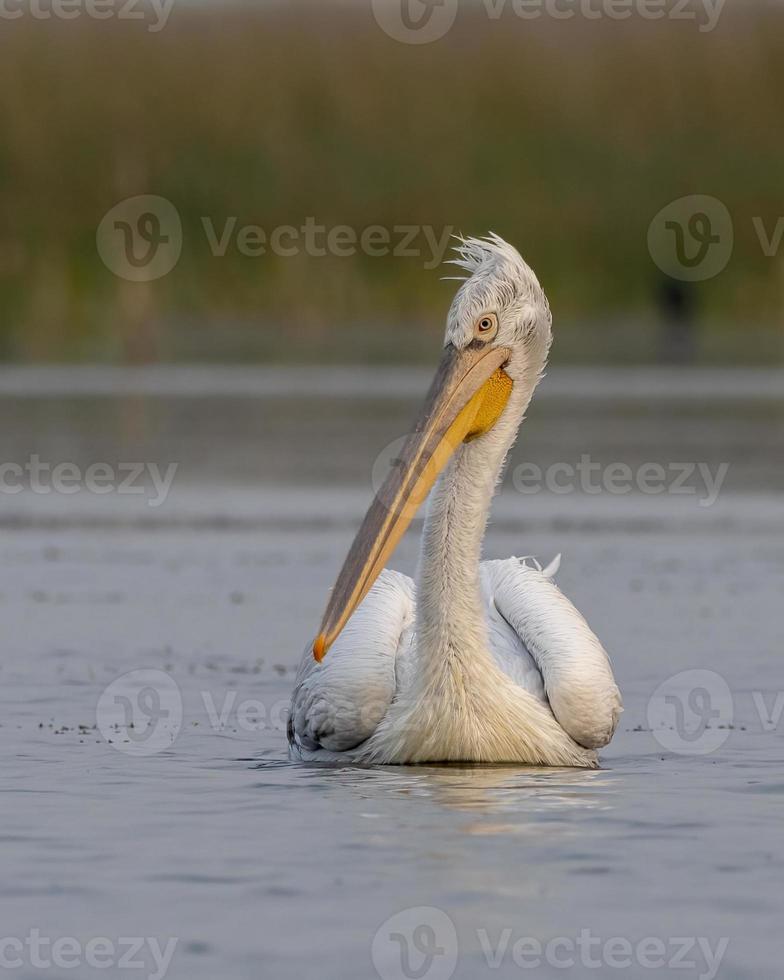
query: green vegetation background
0 1 782 363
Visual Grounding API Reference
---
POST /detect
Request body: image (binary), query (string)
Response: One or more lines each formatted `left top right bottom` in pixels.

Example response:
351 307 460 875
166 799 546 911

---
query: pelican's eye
474 313 498 341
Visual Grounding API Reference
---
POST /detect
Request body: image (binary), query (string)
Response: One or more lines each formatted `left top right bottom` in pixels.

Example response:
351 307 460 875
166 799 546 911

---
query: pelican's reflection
318 762 618 836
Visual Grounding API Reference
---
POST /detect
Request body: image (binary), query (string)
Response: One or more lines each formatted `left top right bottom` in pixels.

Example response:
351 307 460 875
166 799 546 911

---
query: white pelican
288 235 621 767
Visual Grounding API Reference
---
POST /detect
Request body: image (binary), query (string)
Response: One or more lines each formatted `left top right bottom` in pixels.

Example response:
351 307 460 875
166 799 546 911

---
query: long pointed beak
312 341 513 662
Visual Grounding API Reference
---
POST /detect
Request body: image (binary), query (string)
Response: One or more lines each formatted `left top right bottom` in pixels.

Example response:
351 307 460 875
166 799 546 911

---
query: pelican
288 235 621 766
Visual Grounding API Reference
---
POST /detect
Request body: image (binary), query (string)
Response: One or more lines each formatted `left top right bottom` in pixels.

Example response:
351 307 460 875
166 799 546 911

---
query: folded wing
288 569 415 755
482 557 622 749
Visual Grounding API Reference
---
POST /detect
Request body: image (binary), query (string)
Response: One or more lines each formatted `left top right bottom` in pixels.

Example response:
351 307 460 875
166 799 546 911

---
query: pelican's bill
313 341 512 661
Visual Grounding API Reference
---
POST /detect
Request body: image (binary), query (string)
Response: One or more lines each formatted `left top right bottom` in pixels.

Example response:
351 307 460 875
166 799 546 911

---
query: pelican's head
312 234 551 662
444 233 552 385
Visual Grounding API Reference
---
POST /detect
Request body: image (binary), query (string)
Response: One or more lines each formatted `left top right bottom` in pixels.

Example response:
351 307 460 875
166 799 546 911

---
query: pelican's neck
414 378 532 688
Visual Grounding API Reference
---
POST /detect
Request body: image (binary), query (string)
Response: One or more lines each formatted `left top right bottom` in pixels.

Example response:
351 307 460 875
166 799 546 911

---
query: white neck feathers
414 374 536 693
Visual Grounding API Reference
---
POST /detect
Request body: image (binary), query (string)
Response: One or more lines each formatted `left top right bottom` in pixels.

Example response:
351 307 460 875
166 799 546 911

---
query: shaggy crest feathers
446 233 551 322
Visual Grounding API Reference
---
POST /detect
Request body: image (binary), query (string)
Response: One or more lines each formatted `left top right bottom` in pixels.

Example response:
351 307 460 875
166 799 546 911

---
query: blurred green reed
0 1 782 363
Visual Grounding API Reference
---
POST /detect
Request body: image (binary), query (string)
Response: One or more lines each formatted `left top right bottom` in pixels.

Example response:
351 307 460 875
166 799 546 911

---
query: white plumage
288 235 622 766
290 560 620 767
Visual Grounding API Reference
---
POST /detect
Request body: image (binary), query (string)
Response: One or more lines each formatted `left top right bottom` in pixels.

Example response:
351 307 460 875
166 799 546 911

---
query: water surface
1 367 782 979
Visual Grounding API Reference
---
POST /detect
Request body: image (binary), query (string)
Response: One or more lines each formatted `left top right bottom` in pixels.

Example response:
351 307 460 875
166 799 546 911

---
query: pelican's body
289 236 621 766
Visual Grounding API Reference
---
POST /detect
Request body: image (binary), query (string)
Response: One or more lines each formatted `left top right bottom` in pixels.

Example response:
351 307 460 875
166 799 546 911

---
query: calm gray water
1 367 782 980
